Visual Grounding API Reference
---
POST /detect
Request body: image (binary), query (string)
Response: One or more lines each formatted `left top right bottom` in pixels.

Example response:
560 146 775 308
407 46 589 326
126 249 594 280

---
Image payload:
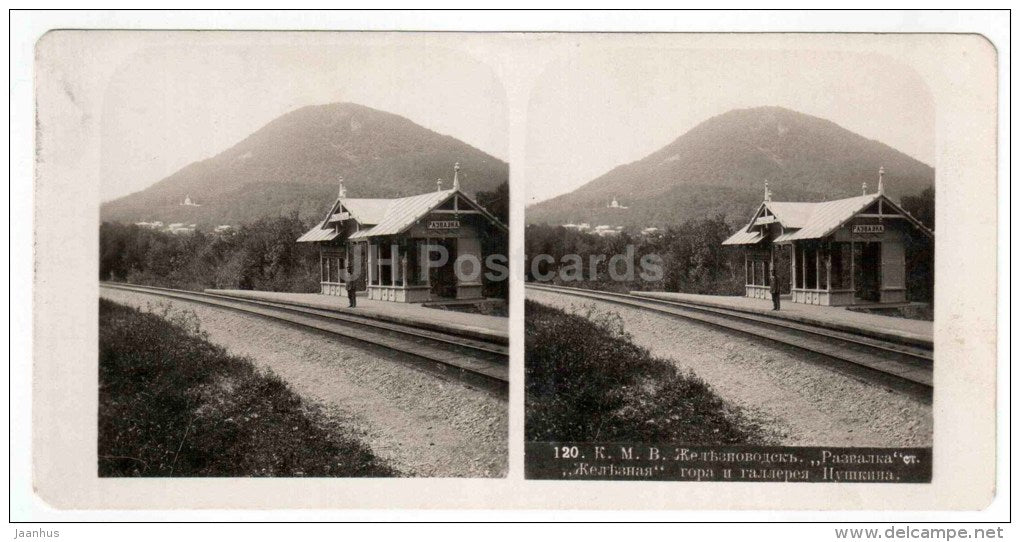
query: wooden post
790 243 797 293
769 244 775 288
425 238 432 288
401 253 408 288
743 252 748 287
825 243 832 291
390 244 399 287
850 237 856 305
801 245 807 291
368 243 376 286
815 246 821 290
423 238 431 286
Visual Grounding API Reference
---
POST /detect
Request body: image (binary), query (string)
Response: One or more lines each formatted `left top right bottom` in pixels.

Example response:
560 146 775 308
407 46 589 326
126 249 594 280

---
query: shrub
525 300 767 444
524 215 745 296
99 217 320 293
98 299 394 477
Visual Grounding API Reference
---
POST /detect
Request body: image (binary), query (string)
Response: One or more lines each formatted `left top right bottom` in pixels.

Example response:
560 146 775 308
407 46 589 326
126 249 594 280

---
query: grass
847 303 934 322
98 298 395 477
430 299 509 318
525 300 769 444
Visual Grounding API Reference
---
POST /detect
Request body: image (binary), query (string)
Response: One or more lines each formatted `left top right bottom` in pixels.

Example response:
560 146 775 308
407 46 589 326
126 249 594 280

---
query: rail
526 282 932 401
101 282 509 398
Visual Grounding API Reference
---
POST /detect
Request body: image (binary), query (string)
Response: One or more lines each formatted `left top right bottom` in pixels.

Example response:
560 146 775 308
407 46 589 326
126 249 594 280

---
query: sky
524 47 936 204
98 36 508 202
92 35 935 205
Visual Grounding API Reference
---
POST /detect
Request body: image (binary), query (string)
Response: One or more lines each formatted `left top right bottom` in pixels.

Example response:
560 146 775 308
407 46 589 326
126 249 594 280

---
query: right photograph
524 46 935 482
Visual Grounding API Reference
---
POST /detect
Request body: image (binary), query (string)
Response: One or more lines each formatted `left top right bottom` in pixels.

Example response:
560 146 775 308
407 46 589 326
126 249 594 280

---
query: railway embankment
99 298 395 477
526 288 932 447
525 300 773 445
100 287 509 477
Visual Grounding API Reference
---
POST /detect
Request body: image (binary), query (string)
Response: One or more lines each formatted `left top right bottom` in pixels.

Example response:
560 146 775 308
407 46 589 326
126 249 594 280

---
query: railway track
100 282 509 398
526 283 933 401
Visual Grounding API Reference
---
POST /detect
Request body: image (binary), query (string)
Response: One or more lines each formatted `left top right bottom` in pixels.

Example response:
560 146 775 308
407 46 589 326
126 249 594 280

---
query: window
332 257 343 283
804 247 818 290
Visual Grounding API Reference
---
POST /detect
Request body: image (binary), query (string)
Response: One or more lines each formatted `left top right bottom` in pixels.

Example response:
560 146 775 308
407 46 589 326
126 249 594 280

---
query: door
854 242 881 302
429 238 458 299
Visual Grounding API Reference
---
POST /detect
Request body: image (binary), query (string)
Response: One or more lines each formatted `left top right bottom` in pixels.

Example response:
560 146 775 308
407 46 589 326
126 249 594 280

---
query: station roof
334 198 394 225
349 189 458 240
773 194 877 242
760 201 818 229
723 192 933 246
298 187 507 243
721 229 764 246
296 220 342 242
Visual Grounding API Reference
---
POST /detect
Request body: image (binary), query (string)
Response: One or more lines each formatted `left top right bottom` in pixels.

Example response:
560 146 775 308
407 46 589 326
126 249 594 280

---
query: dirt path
527 289 932 447
102 288 507 477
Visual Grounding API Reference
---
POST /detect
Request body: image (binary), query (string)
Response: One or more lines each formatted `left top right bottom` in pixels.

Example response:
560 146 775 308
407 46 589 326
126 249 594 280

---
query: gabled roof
349 190 457 240
337 199 394 225
724 192 934 246
722 200 822 245
296 219 342 242
297 193 441 243
721 229 765 246
349 188 508 240
773 194 878 242
299 187 508 243
774 193 937 242
762 201 819 229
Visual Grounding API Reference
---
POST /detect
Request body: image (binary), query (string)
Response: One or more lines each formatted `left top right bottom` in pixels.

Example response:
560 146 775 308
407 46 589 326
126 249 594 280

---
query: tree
475 181 509 225
98 216 320 293
900 186 935 231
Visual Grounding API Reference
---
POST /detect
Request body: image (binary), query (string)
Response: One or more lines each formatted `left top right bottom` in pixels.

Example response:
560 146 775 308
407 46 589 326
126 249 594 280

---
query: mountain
101 103 508 226
526 106 934 228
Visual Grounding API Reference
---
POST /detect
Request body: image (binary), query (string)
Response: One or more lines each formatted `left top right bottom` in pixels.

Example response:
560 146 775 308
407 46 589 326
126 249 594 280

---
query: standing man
345 263 359 308
770 267 781 311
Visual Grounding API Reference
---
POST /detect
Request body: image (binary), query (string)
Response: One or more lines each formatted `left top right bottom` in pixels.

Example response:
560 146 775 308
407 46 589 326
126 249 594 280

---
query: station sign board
428 220 460 230
852 224 885 234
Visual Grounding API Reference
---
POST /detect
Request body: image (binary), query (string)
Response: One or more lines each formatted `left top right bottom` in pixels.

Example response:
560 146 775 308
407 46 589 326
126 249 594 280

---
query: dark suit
345 270 359 308
770 276 781 310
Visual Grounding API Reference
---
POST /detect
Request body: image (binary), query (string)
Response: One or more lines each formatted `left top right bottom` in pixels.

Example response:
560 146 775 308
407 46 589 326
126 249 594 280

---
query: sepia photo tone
28 27 999 511
524 48 935 481
90 34 510 478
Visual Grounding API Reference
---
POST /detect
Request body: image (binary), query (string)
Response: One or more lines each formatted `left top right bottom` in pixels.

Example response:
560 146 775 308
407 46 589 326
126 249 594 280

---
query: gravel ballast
101 288 508 477
527 289 932 447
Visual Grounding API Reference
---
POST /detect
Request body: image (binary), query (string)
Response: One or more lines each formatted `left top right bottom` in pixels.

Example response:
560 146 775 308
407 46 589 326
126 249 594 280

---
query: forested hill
101 102 508 227
527 106 934 228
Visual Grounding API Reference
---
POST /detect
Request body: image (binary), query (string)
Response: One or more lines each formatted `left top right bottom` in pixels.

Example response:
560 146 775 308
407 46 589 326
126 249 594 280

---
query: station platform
630 291 933 348
206 289 508 343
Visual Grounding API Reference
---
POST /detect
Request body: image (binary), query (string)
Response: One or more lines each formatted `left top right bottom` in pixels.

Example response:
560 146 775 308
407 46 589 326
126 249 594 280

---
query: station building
723 169 934 306
297 164 508 303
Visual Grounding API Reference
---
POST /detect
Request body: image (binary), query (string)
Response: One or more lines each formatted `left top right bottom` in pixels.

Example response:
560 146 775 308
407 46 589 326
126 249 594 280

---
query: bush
525 300 767 444
99 216 321 293
524 215 745 296
98 299 394 477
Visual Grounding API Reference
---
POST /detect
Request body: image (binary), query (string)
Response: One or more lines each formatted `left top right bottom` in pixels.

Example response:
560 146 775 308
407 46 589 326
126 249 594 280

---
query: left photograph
89 33 510 477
